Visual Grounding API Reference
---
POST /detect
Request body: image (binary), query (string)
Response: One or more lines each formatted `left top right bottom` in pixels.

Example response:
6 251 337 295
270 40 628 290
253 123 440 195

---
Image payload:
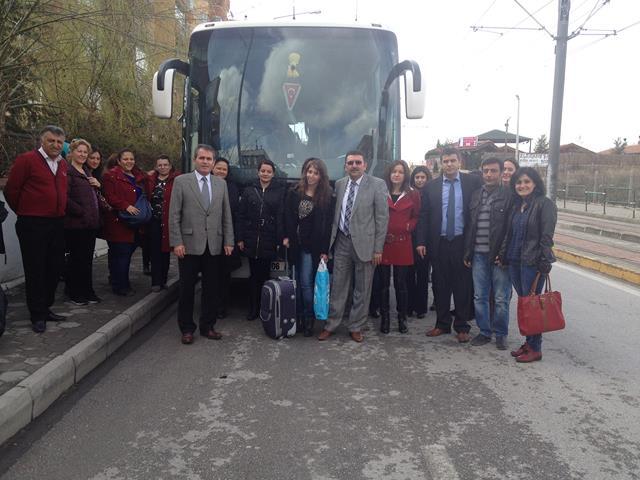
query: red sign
283 83 301 110
459 136 478 147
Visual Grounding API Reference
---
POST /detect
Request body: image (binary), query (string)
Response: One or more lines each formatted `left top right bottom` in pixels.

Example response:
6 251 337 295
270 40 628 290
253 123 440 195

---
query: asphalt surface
0 263 639 480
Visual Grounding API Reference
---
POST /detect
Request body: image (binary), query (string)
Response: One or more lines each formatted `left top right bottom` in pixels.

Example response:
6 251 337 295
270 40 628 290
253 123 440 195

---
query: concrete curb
0 278 179 446
560 223 640 244
554 248 640 286
558 208 640 225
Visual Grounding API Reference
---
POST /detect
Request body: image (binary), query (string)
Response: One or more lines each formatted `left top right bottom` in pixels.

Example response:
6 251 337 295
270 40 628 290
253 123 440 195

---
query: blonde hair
69 138 92 152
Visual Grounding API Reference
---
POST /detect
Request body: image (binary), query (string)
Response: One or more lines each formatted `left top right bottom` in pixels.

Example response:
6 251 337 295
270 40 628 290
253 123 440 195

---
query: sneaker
87 293 102 304
495 336 508 350
471 334 491 346
516 350 542 363
69 298 89 306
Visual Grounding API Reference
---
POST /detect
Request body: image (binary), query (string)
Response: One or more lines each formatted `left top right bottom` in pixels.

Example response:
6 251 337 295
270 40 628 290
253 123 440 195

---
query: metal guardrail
558 187 637 218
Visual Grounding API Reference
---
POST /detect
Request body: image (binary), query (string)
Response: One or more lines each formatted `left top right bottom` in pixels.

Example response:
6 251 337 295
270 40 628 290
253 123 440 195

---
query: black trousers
369 266 383 314
65 229 97 300
408 255 430 315
15 216 65 323
431 236 473 333
378 265 409 317
177 246 221 334
248 257 271 314
149 218 170 287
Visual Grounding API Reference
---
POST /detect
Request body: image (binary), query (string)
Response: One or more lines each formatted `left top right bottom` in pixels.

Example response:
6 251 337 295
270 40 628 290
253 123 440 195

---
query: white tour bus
152 20 425 273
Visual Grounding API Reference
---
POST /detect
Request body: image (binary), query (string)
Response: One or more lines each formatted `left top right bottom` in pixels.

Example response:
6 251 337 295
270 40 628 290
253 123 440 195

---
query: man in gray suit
169 144 234 344
318 150 389 342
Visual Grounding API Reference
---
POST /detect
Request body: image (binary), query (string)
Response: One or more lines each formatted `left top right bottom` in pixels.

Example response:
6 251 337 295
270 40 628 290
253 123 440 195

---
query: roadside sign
520 153 549 167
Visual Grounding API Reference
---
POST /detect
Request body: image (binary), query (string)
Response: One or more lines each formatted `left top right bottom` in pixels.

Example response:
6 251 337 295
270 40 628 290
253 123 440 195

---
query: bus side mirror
404 69 425 120
153 69 175 119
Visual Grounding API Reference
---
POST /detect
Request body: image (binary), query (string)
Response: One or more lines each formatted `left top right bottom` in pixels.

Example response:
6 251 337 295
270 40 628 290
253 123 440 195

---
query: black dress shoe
32 321 46 333
48 311 66 322
416 313 425 319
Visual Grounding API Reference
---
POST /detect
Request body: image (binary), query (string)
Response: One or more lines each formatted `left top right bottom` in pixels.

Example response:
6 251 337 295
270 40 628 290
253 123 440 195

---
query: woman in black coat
283 158 334 336
64 139 102 305
407 166 432 318
237 160 285 320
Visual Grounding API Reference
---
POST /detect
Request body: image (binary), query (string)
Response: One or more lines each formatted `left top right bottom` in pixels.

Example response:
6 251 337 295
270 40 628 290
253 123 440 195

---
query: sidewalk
0 251 179 445
556 199 639 222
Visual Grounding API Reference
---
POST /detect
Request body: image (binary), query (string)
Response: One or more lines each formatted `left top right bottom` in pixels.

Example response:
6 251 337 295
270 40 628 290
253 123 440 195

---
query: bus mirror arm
376 60 425 171
156 59 189 91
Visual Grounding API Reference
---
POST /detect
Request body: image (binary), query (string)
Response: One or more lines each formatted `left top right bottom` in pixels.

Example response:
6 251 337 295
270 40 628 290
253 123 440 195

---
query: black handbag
118 193 152 227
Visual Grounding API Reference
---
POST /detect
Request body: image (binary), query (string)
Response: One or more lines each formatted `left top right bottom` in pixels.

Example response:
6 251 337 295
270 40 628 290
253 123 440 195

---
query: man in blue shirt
416 147 482 342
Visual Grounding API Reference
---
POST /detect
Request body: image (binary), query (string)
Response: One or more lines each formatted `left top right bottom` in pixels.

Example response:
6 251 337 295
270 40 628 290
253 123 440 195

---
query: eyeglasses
346 160 363 166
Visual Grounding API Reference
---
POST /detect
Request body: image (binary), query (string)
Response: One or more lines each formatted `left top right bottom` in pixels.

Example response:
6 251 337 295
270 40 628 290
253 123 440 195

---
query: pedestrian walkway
0 251 179 444
557 199 639 222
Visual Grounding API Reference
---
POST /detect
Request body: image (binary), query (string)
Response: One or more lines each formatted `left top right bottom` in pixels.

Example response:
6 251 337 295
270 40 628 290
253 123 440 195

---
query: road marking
422 444 460 480
556 262 640 298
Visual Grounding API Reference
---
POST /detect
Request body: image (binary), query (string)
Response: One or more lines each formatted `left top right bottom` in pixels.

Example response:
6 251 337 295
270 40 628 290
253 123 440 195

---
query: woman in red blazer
378 160 421 334
102 148 148 296
144 155 179 292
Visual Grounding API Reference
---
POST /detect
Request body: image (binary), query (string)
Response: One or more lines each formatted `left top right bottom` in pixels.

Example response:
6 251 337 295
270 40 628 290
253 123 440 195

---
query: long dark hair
296 157 331 208
410 165 431 189
510 167 546 197
384 160 411 194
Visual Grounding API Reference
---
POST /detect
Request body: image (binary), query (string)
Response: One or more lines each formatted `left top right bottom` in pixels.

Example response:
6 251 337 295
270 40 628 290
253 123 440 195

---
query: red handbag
517 273 566 336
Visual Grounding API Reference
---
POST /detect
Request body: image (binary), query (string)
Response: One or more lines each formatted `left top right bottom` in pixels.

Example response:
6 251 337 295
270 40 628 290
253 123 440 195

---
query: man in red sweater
5 125 68 333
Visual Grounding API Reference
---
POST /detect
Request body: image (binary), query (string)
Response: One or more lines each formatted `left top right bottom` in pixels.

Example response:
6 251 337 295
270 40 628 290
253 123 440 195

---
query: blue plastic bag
314 259 330 320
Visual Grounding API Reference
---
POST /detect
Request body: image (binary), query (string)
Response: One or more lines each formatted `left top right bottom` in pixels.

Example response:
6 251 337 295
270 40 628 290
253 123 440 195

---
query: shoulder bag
517 273 565 336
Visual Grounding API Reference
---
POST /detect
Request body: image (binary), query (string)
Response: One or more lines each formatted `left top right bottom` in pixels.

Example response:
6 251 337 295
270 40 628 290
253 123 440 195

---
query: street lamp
504 117 510 148
515 94 520 163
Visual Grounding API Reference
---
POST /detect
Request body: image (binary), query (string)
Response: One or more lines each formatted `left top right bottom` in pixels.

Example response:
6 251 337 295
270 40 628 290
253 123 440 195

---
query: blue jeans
108 241 137 293
296 251 314 319
508 262 543 352
472 253 512 338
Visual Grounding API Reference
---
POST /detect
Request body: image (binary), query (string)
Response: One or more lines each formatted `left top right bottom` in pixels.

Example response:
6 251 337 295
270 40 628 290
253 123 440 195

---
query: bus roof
191 20 392 35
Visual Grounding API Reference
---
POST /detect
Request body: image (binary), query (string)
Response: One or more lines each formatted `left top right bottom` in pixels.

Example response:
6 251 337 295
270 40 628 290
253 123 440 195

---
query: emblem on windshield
283 83 301 111
287 52 300 78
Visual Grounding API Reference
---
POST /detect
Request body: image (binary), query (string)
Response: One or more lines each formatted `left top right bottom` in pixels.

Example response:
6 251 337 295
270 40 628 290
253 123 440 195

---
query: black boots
398 314 408 334
303 317 315 337
380 311 390 334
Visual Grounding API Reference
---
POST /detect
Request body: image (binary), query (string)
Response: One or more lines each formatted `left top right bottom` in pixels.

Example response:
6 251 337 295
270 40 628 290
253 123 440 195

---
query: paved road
0 263 639 480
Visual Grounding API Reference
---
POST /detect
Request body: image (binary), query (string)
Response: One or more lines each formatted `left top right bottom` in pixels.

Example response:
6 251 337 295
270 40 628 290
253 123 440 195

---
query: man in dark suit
318 150 388 343
416 147 482 342
5 125 68 333
169 144 234 345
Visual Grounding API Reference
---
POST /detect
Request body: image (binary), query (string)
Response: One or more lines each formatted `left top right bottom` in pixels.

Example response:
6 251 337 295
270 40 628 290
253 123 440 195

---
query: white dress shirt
38 147 62 175
194 170 212 203
339 174 364 232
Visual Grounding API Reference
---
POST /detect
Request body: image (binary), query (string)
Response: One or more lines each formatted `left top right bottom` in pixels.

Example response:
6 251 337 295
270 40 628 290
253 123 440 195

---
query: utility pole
515 94 520 164
547 0 571 201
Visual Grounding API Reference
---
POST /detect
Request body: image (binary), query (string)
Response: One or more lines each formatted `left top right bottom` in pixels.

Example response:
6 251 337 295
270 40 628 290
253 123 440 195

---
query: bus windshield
187 26 400 183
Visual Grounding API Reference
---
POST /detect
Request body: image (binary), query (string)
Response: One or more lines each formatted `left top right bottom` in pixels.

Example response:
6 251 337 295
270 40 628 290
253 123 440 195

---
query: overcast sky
229 0 640 160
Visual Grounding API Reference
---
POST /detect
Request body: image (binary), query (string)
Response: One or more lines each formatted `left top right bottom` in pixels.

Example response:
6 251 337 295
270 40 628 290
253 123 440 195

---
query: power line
512 0 555 38
570 0 610 37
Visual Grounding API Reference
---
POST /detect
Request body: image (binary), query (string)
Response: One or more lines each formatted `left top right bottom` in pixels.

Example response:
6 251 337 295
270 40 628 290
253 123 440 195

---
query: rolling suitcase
260 257 297 339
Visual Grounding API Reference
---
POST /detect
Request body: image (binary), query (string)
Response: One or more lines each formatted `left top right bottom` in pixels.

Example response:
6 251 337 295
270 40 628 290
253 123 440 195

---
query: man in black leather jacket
463 158 513 350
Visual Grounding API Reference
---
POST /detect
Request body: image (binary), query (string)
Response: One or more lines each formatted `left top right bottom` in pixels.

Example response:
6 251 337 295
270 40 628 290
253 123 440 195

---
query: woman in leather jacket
500 167 557 362
237 160 285 320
